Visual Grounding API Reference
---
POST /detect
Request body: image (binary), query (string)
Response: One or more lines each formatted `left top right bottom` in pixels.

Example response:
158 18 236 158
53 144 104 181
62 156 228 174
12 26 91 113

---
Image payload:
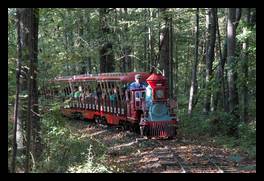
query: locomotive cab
131 88 146 110
126 88 146 123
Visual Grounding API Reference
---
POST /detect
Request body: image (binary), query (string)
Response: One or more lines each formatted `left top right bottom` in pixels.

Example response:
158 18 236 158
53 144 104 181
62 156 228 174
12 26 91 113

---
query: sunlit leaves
237 27 253 42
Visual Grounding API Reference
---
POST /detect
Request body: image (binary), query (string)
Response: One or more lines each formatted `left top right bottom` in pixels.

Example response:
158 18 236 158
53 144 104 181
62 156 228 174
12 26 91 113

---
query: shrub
207 112 240 137
36 103 112 172
237 121 256 158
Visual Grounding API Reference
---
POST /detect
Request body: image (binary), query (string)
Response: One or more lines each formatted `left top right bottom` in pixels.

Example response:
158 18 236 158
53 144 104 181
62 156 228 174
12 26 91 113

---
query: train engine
140 73 177 138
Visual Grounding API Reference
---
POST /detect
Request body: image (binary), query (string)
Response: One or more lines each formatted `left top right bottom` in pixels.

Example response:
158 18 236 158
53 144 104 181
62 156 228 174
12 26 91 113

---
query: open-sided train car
45 71 178 139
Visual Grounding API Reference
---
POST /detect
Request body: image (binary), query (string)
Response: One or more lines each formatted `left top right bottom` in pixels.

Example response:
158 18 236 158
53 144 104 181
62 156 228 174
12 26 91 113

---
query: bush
67 145 112 173
36 103 112 172
237 121 256 158
207 112 240 137
178 109 256 159
178 110 210 138
181 111 243 137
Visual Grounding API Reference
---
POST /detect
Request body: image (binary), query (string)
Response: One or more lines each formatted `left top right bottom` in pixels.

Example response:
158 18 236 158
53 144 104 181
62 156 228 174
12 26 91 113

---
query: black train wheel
71 112 83 120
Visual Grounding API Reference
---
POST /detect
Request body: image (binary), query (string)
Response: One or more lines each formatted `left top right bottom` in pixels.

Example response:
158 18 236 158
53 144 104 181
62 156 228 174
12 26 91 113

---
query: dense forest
8 8 256 173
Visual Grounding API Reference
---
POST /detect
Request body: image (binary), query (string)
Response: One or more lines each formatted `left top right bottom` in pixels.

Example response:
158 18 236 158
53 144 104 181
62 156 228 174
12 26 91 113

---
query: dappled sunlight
109 140 138 150
89 130 108 137
8 8 255 173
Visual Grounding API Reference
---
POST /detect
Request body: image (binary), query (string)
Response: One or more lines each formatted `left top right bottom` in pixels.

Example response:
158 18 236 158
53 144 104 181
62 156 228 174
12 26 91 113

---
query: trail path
68 120 256 173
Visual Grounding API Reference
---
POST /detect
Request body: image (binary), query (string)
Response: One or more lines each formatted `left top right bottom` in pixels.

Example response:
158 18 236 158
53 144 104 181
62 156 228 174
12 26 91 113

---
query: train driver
129 74 146 90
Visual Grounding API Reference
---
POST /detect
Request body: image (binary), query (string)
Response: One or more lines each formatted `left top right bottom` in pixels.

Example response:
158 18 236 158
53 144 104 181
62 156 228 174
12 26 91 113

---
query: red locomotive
46 70 178 139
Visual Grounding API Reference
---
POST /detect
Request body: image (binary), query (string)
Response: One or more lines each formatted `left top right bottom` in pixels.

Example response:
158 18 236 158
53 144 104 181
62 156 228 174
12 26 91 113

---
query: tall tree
241 8 251 122
30 8 41 164
188 8 199 115
204 8 217 114
148 9 155 70
25 8 40 173
213 10 228 112
77 10 88 74
169 11 173 99
174 30 178 98
11 9 23 173
159 8 172 97
221 9 229 112
227 8 241 115
121 8 132 72
12 8 40 173
143 8 148 72
99 8 115 73
12 8 33 172
159 8 169 73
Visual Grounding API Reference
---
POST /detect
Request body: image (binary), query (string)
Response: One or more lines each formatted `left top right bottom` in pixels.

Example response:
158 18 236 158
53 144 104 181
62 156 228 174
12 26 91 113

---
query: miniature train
44 71 178 139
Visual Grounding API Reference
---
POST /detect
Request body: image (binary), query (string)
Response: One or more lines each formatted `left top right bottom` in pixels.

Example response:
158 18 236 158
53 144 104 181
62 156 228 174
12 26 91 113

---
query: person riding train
129 74 146 90
128 74 149 137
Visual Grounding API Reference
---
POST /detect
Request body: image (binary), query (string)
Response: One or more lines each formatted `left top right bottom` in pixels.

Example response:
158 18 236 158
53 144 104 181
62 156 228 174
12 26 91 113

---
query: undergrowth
178 110 256 159
37 103 113 172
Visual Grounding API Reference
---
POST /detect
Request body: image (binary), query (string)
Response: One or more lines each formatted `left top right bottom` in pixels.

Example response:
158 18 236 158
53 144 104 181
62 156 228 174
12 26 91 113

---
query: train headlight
151 103 168 117
155 89 164 99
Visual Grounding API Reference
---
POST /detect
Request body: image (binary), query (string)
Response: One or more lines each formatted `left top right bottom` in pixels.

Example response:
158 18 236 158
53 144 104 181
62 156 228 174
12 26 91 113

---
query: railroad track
73 120 249 173
153 140 235 173
152 145 187 173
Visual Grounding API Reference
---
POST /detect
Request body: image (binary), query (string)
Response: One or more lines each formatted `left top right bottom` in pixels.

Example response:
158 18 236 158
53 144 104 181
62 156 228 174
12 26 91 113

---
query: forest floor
66 119 256 173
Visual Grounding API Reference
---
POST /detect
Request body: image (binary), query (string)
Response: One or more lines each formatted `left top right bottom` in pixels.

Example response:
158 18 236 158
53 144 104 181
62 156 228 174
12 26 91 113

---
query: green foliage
180 110 240 137
8 8 256 171
67 145 111 173
8 9 17 106
214 135 238 148
207 112 240 137
36 104 112 173
178 110 210 138
213 121 256 159
237 121 256 158
179 109 256 158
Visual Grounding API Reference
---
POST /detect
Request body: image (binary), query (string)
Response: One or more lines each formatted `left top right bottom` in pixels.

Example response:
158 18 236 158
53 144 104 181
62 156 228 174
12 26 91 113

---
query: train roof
52 72 151 84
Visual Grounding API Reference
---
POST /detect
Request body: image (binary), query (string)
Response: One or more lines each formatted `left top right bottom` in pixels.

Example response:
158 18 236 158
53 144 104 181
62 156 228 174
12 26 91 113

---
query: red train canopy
51 72 151 84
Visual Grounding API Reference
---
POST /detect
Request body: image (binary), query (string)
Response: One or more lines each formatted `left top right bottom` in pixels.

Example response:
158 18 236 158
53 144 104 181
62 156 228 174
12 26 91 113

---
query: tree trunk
100 42 115 73
16 8 31 154
185 42 191 95
212 13 221 111
14 8 40 173
222 39 229 112
148 9 155 70
99 8 115 73
227 8 239 115
122 8 132 72
159 8 169 75
204 8 217 114
30 8 41 163
11 9 23 173
169 14 173 99
174 33 178 97
78 12 90 74
219 9 229 112
250 8 256 26
241 8 251 122
159 8 172 97
25 8 40 173
213 9 226 112
25 34 33 173
188 8 199 115
144 9 148 72
13 8 32 172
